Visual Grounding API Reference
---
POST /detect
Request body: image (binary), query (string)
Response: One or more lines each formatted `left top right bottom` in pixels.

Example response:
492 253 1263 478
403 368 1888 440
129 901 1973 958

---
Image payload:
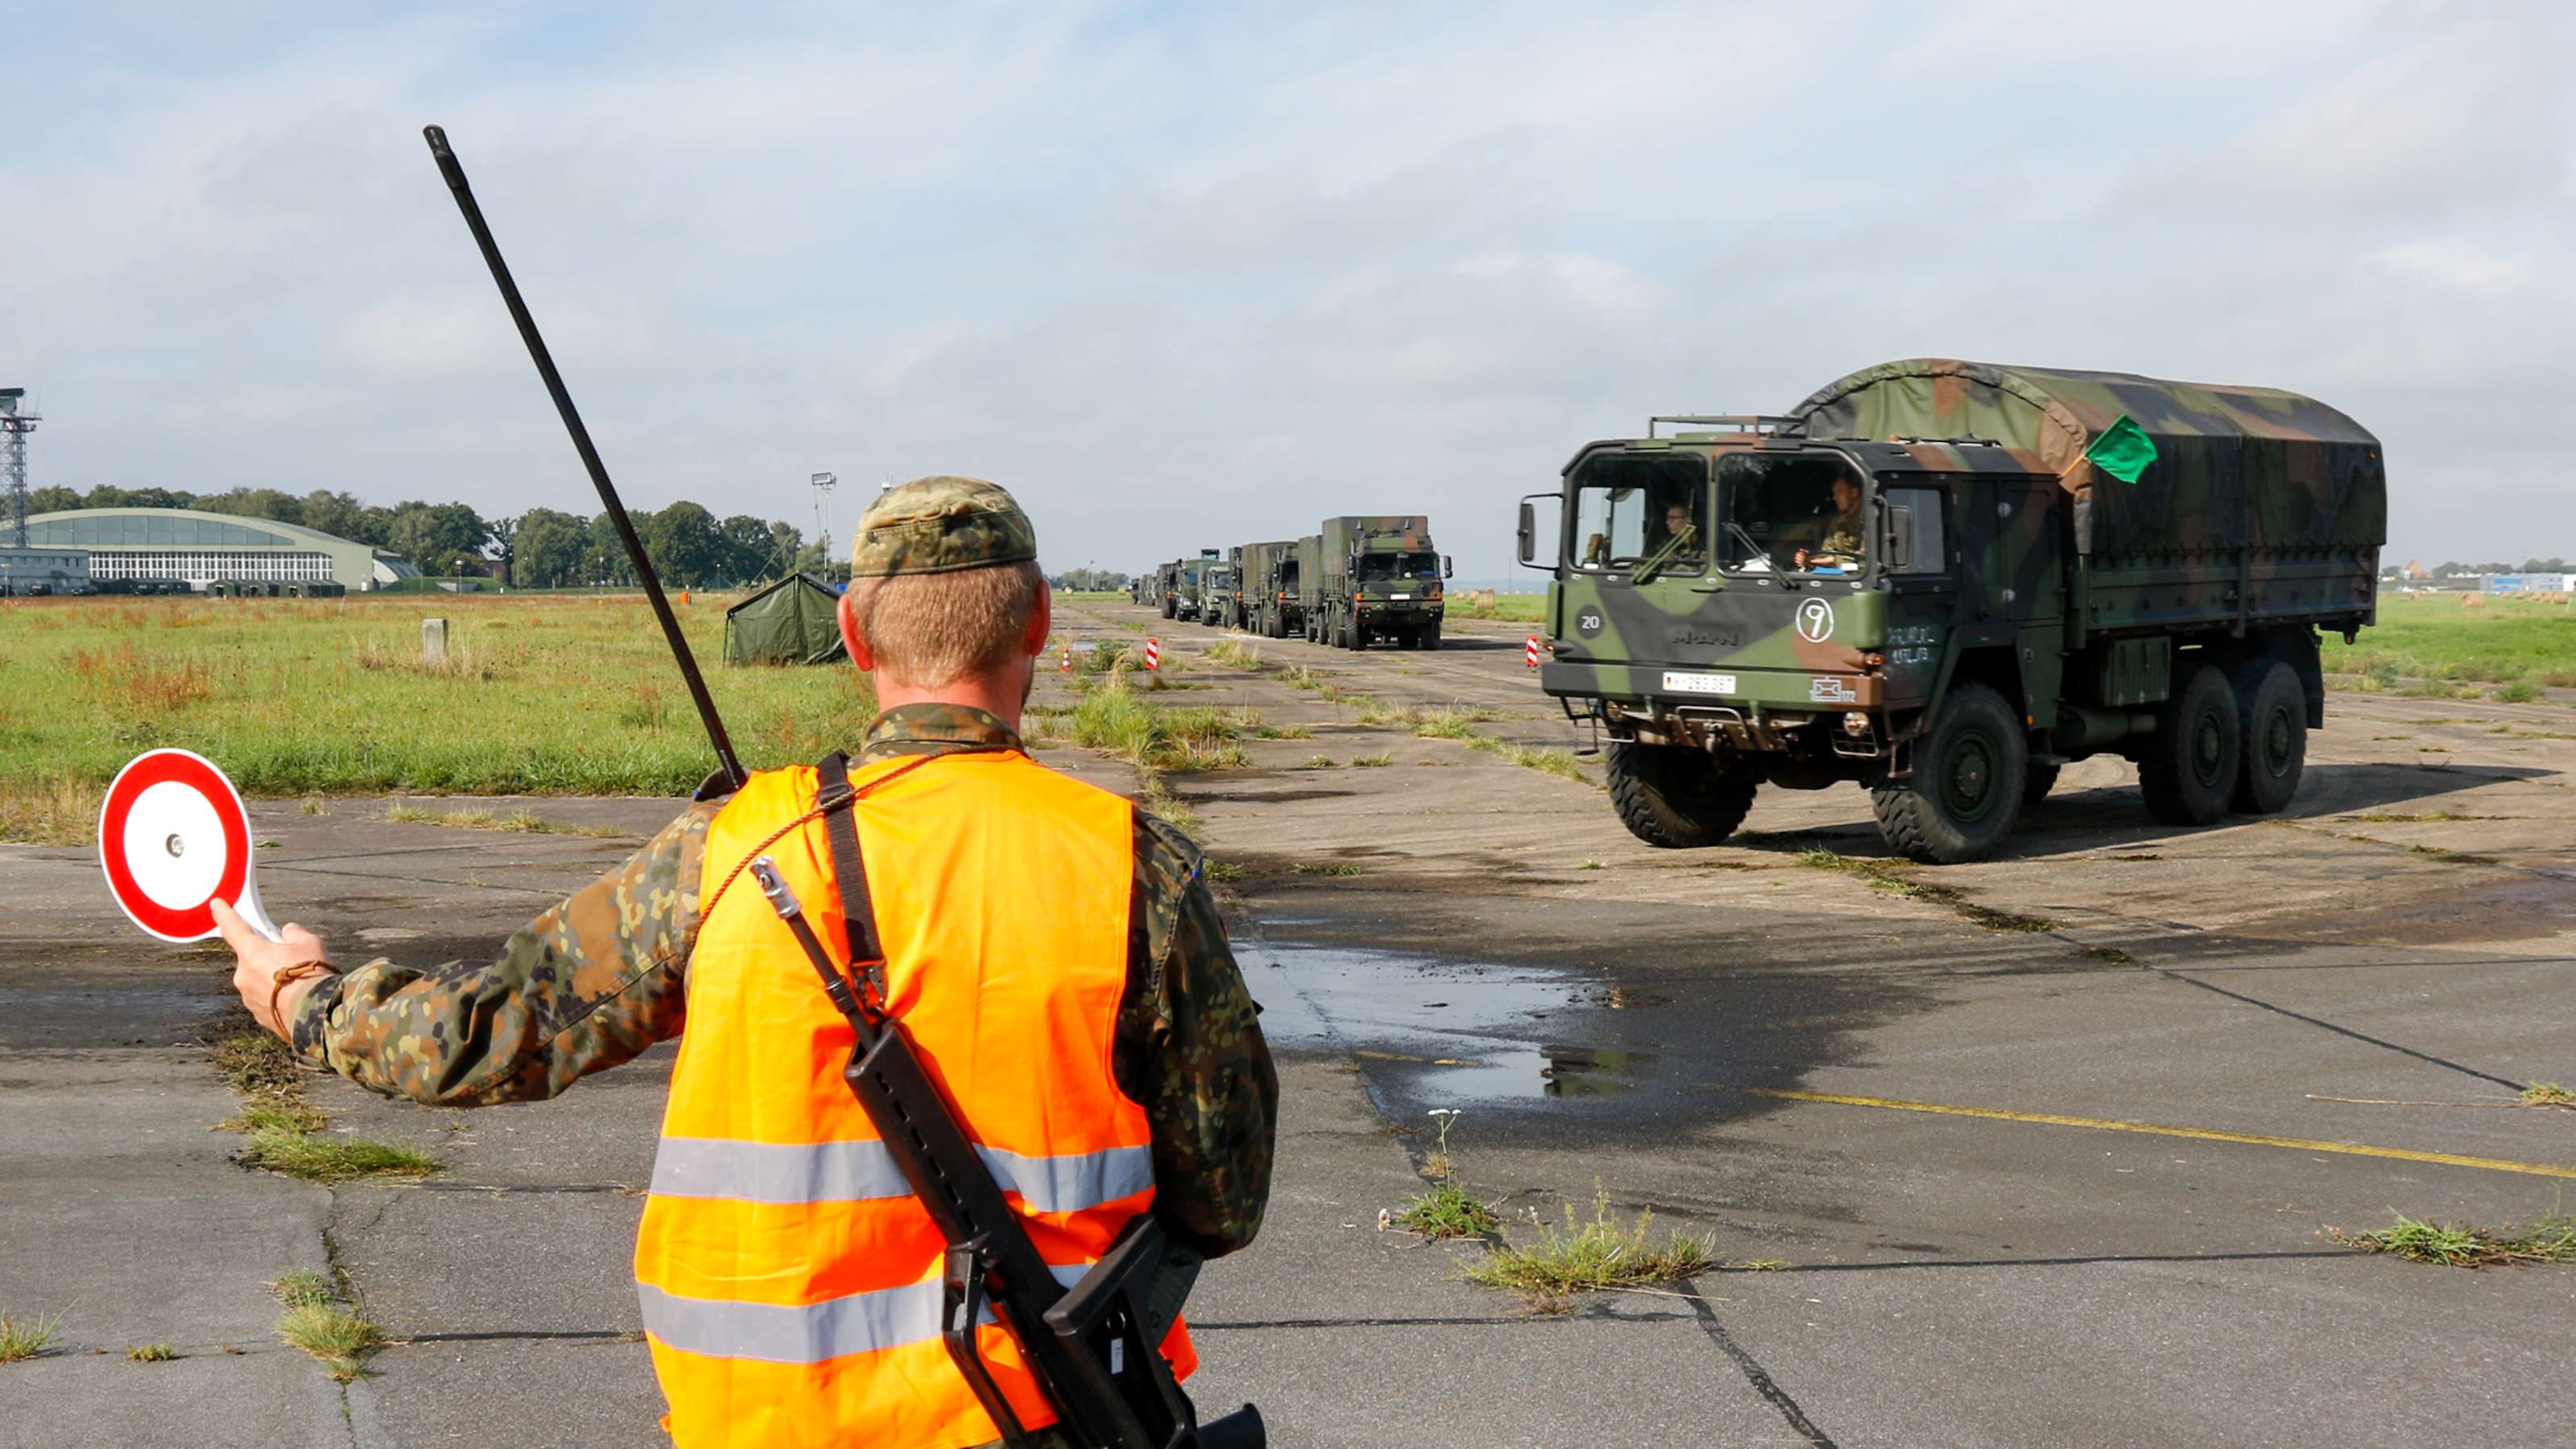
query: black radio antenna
423 124 748 794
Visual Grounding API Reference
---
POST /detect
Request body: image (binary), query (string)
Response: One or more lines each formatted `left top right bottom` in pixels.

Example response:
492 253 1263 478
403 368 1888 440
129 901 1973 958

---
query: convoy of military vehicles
1147 515 1453 650
1137 358 2384 863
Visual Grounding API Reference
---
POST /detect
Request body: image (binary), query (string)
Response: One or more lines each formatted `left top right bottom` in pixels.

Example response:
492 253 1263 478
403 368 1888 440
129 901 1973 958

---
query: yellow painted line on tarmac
1746 1088 2576 1179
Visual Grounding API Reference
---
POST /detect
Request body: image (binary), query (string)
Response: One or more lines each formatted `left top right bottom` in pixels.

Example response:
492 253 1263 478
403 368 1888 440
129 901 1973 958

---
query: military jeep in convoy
1524 358 2385 863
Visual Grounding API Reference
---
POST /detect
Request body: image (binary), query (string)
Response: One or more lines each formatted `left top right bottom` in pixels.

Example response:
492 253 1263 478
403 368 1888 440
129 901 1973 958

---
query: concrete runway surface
2 597 2570 1447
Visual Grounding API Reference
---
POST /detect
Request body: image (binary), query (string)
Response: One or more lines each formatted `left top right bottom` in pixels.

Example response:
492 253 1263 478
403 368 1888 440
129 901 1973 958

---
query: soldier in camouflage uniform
217 476 1276 1449
1793 474 1864 569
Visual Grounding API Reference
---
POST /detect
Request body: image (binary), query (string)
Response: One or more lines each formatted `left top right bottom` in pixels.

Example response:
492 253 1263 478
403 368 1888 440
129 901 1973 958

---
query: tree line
26 485 839 588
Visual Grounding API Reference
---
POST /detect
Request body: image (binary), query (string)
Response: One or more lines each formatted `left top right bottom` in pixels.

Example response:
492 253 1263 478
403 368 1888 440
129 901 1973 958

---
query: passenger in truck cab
1662 502 1702 558
1794 475 1864 571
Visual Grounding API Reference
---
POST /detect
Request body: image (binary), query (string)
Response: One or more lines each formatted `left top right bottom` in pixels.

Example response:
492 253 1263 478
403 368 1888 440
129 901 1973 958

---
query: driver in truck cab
1793 474 1864 571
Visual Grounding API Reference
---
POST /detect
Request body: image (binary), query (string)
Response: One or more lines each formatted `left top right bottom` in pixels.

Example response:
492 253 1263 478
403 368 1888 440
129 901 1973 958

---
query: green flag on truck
2084 414 2159 484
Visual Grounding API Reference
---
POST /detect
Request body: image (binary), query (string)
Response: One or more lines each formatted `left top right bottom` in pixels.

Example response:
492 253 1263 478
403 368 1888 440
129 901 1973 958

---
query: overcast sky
6 1 2569 576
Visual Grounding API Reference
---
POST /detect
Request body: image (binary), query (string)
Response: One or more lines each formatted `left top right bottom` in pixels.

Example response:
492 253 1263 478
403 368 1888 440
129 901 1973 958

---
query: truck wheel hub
1944 737 1995 819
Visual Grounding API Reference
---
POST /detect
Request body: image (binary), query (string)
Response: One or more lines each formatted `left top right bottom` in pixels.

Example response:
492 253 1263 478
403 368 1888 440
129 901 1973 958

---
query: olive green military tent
1788 358 2385 557
722 573 848 666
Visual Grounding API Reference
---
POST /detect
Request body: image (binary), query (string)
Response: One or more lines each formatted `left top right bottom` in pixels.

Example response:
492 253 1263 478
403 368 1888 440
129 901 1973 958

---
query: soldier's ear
1021 576 1053 658
839 589 875 672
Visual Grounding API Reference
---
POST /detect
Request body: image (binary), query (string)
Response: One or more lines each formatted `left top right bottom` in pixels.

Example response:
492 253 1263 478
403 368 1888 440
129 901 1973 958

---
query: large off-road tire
1343 613 1364 650
2231 658 2306 814
1160 595 1176 620
1606 743 1757 848
2137 663 2240 826
1421 623 1442 650
1871 681 2028 864
2024 762 2060 803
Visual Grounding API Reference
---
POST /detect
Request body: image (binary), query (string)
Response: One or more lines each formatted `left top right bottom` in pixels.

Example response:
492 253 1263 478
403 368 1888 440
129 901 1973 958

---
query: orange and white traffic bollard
1144 638 1160 671
1525 635 1542 669
1060 643 1072 673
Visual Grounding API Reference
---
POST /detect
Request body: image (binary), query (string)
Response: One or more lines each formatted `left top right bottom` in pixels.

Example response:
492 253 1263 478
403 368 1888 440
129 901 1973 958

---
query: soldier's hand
214 898 334 1039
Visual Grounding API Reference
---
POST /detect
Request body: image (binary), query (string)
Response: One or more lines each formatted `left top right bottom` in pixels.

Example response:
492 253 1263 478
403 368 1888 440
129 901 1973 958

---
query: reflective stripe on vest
638 1263 1089 1366
634 753 1195 1449
649 1137 1154 1212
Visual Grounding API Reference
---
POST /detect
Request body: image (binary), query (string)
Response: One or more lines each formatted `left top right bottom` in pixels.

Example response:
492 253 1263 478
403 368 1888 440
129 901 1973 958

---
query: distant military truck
1306 515 1451 650
1162 554 1216 621
1196 557 1237 628
1525 358 2384 864
1240 539 1304 638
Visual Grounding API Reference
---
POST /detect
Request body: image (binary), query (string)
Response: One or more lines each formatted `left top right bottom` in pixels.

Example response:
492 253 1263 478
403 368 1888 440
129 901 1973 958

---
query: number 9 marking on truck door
1795 599 1835 643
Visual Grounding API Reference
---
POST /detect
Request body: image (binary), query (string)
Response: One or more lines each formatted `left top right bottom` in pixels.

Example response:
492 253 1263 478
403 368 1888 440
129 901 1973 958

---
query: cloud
1 1 2570 574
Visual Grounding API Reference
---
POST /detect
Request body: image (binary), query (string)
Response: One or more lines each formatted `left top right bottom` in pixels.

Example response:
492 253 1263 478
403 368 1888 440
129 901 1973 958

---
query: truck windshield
1356 553 1441 583
1568 452 1707 577
1714 452 1868 574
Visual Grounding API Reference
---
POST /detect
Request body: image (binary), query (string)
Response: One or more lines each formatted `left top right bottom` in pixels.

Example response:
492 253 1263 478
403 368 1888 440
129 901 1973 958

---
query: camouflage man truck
1241 539 1305 638
1303 515 1451 650
1523 358 2384 864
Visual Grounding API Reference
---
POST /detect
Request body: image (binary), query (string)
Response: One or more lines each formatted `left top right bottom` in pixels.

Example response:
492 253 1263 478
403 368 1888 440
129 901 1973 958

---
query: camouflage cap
850 476 1038 577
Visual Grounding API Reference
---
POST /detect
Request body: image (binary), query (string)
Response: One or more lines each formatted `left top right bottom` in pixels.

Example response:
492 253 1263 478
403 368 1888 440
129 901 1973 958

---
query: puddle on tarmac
1251 943 1660 1102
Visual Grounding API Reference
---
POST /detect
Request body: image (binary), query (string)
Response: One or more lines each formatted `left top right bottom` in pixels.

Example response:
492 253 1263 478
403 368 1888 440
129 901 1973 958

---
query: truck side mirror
1443 555 1454 578
1517 503 1535 565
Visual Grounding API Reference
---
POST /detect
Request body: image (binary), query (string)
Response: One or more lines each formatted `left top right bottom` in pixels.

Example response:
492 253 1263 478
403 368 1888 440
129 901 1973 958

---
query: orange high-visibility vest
635 751 1195 1448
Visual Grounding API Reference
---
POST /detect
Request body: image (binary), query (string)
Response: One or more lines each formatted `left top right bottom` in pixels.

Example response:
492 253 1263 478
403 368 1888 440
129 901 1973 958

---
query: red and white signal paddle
97 749 283 943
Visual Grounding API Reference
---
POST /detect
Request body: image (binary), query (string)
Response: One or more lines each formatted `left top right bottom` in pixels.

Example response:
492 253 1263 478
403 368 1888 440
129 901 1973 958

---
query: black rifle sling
815 751 886 989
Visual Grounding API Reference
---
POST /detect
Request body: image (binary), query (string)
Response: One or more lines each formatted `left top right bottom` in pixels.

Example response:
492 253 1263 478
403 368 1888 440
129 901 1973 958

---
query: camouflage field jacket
289 704 1278 1259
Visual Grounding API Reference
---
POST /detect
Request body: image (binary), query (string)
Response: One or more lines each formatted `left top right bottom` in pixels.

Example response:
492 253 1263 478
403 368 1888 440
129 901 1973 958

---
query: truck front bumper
1538 661 1882 711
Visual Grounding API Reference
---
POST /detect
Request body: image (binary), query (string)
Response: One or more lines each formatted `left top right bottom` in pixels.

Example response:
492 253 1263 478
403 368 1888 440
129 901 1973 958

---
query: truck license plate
1662 671 1737 695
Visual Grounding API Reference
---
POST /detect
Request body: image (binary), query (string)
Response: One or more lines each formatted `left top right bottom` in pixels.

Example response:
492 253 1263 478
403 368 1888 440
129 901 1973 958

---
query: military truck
1196 557 1238 628
1240 539 1304 638
1304 515 1451 650
1161 554 1215 621
1524 358 2384 864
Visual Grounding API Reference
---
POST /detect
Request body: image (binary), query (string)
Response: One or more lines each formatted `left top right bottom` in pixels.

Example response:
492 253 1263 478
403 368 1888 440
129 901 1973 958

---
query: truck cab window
1356 552 1441 584
1713 452 1869 575
1878 486 1948 575
1568 453 1709 577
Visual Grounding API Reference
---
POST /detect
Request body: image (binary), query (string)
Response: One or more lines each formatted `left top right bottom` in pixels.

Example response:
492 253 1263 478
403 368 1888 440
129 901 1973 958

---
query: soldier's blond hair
844 562 1042 687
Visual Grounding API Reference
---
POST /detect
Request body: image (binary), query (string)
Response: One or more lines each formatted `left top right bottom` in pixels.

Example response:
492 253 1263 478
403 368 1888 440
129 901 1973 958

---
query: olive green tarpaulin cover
722 573 848 666
1788 358 2386 556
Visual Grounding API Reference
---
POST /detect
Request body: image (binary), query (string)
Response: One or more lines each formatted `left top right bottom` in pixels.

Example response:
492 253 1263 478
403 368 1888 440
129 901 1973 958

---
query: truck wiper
1724 521 1776 572
1630 526 1697 585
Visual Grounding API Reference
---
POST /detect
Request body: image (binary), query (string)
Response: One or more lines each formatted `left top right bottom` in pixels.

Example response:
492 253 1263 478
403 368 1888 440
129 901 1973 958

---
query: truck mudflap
1539 661 1881 711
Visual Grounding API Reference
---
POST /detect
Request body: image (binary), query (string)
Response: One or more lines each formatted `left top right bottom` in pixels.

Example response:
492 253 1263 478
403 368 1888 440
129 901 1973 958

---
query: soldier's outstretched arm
282 802 719 1107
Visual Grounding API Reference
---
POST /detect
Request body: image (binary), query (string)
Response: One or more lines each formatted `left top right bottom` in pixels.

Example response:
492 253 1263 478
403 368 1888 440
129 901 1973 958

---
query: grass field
1450 592 1546 624
0 592 875 842
2322 593 2576 696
